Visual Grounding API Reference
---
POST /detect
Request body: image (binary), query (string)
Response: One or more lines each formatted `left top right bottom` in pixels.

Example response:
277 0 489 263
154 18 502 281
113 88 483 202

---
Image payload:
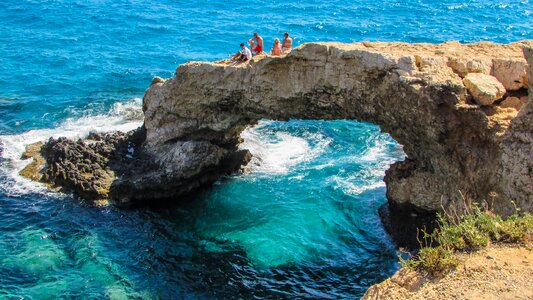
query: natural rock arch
143 41 533 218
22 41 532 244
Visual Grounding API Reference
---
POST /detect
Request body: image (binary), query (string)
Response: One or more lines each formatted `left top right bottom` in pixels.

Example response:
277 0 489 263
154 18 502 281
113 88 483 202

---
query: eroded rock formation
21 41 532 237
143 41 532 217
21 128 250 205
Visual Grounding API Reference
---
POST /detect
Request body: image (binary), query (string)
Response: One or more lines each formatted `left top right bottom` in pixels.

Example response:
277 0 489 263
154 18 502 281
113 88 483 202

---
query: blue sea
0 0 531 298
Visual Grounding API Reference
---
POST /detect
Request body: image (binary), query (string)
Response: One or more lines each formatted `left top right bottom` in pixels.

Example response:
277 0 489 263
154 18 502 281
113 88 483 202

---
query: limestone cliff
143 41 532 218
21 41 533 235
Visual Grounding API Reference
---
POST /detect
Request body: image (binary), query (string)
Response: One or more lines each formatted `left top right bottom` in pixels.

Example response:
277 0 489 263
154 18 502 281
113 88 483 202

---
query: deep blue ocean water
0 0 531 298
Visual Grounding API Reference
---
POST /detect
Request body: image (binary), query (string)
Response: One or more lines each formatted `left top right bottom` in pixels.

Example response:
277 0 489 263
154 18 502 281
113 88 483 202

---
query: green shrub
401 246 457 275
499 213 533 242
400 202 532 275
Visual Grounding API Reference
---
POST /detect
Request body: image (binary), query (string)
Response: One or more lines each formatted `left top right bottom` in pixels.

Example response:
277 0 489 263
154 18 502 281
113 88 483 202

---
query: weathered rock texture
463 73 505 105
499 47 533 214
21 128 251 205
143 41 532 219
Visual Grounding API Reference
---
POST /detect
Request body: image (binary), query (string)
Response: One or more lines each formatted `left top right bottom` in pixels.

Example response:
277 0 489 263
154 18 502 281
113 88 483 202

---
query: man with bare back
249 32 263 55
282 32 292 53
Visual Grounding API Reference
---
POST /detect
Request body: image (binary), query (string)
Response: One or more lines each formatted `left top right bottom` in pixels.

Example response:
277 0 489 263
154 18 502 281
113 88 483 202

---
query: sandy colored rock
447 57 492 77
143 40 533 218
498 47 533 214
463 73 506 105
19 141 45 181
492 59 529 90
362 245 533 300
499 96 524 110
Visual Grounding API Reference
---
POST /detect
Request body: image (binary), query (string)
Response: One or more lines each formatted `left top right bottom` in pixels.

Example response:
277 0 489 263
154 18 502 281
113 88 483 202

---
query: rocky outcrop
492 59 529 91
463 73 505 105
143 41 532 219
21 128 251 205
21 41 533 234
498 47 533 215
19 142 45 182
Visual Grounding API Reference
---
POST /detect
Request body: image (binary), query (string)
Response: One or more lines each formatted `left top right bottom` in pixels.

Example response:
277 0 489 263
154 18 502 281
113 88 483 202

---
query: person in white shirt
231 43 252 63
240 43 252 61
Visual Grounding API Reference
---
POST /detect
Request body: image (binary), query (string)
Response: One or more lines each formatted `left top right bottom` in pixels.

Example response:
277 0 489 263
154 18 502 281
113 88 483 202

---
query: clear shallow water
0 0 531 298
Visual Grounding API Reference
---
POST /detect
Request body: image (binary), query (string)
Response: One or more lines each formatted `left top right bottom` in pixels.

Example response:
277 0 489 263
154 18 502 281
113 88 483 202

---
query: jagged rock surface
463 73 505 105
39 132 127 200
21 128 251 204
143 41 533 219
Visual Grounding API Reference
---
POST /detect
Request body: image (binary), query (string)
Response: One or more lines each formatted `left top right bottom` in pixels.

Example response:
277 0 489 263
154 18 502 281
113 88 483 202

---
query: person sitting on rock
249 39 256 53
282 32 293 53
270 38 283 56
248 32 263 55
231 43 252 63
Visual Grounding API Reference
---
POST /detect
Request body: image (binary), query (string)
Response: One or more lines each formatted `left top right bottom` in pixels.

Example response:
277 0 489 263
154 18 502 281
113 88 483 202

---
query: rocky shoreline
20 41 533 248
21 127 251 206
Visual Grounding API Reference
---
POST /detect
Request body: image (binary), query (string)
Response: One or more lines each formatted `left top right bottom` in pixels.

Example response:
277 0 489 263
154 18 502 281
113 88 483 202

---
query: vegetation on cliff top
401 201 533 275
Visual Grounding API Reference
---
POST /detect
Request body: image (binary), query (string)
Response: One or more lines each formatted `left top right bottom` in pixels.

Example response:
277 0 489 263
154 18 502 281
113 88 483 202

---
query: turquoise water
0 0 531 298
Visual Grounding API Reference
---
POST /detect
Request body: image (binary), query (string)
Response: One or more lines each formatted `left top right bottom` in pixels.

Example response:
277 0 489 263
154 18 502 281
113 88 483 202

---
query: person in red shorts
248 32 263 55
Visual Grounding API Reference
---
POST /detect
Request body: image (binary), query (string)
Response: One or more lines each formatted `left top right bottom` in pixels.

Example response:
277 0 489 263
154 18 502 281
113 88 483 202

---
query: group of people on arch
231 32 293 63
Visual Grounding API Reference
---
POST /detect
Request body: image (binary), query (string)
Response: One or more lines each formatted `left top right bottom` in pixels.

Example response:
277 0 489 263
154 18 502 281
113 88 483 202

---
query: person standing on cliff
249 32 263 55
282 32 292 53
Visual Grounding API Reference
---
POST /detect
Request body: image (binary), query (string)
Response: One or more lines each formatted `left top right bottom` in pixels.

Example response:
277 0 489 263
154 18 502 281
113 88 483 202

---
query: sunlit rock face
143 41 532 216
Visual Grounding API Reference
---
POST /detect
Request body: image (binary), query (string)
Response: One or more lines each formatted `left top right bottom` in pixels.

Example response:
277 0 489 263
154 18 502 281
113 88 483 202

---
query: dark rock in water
24 126 251 205
40 130 137 201
378 202 437 250
108 135 251 205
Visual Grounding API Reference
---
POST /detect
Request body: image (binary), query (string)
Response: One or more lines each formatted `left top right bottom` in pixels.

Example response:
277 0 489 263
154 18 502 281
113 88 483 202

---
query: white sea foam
239 121 331 174
331 132 405 196
331 174 386 196
0 98 143 196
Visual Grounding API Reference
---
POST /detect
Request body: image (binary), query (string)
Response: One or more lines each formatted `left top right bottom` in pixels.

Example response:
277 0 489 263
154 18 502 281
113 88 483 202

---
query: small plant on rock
401 198 532 276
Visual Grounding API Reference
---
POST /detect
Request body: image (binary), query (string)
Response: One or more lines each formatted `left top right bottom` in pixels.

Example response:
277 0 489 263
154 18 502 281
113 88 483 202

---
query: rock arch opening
142 42 532 220
23 42 533 246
